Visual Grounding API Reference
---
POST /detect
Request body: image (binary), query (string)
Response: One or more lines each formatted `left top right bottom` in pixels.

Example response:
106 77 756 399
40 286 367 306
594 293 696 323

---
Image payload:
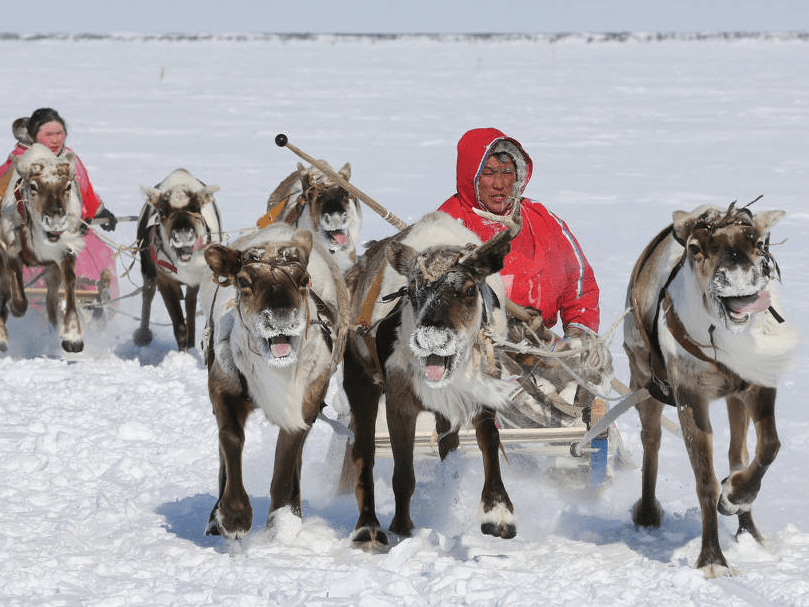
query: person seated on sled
438 127 600 340
1 107 120 303
0 107 117 231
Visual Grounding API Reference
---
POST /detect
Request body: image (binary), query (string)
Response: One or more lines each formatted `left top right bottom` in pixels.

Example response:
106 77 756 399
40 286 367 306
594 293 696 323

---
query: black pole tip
275 133 288 147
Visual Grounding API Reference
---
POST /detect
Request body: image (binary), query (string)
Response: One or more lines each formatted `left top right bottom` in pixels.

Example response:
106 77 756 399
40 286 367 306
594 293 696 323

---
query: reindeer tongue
728 291 771 316
331 232 348 246
424 354 446 382
270 337 292 357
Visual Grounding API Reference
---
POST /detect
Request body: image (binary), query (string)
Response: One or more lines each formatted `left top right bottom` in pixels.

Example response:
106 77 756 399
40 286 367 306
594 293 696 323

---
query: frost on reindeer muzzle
409 325 466 386
251 311 305 367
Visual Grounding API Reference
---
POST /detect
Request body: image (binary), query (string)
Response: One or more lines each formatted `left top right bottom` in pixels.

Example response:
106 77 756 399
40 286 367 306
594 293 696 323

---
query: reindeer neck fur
662 259 799 388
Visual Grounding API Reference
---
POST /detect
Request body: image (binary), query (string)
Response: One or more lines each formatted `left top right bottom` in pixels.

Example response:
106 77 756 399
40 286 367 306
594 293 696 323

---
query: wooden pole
275 133 408 231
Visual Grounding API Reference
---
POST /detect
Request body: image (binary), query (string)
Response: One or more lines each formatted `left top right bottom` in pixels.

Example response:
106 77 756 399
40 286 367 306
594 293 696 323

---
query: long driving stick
275 133 408 230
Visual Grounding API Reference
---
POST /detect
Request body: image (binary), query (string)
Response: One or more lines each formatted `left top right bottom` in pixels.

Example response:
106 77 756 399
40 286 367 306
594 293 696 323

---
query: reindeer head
205 230 314 368
13 143 80 242
673 202 784 329
142 183 219 263
297 162 358 253
386 202 521 387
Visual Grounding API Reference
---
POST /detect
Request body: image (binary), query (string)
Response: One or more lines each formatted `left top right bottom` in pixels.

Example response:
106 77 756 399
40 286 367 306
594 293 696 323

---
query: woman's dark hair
26 107 67 140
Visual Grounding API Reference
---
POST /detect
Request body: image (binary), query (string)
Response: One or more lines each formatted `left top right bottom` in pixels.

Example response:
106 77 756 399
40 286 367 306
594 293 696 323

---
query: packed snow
1 34 808 606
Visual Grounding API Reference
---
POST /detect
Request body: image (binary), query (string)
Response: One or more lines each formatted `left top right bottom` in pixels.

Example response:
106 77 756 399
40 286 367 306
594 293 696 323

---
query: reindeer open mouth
45 230 64 242
411 326 465 386
324 228 349 250
719 291 770 325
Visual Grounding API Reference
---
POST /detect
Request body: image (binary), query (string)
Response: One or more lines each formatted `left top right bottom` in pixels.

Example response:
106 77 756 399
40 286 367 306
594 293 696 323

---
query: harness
13 178 39 266
633 201 784 405
147 209 210 276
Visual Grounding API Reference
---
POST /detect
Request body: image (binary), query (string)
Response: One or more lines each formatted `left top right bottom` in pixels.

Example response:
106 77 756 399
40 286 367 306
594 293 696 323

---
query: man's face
477 154 516 214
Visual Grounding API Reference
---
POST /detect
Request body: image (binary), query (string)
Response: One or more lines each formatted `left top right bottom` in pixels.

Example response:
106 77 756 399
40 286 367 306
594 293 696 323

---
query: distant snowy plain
1 33 808 606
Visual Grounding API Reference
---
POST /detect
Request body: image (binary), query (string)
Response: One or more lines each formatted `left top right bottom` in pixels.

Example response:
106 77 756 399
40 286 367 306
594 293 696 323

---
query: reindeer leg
184 285 199 350
719 387 778 545
269 428 310 519
342 343 386 546
476 407 516 539
8 256 28 318
632 395 666 529
434 413 459 460
59 255 83 353
206 368 253 539
133 276 157 346
385 381 420 537
676 387 731 577
267 373 324 523
156 275 189 351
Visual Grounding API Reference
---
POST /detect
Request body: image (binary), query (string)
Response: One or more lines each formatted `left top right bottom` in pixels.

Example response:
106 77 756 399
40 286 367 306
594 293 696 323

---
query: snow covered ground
1 33 808 606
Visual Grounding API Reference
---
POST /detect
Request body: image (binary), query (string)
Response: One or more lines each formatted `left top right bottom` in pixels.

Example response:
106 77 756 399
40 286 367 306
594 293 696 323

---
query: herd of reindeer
0 140 799 577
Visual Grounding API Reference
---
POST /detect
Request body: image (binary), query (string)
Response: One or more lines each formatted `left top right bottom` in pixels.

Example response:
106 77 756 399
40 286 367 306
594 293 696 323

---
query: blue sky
4 0 808 34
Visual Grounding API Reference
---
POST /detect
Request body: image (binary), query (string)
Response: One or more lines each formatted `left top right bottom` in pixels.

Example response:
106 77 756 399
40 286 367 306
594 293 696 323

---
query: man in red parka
438 127 600 337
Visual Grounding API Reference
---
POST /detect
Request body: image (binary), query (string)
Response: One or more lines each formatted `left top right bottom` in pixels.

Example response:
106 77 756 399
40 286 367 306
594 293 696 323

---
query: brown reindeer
624 202 798 577
342 205 522 548
0 143 86 352
264 162 361 274
134 169 221 351
201 223 349 539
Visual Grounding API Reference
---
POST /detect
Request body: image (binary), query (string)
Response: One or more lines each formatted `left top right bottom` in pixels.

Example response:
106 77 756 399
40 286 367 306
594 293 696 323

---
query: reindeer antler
459 197 523 264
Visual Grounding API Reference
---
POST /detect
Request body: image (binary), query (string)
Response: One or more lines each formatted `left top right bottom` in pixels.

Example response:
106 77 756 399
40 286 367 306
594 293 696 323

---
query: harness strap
354 263 388 382
257 194 292 229
662 292 717 364
149 226 178 274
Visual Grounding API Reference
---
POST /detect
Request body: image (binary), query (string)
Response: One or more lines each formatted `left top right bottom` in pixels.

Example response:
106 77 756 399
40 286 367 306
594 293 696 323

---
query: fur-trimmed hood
455 127 533 214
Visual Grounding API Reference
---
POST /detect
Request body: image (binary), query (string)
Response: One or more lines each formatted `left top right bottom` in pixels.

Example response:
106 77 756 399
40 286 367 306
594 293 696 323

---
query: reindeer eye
688 243 702 257
463 284 477 298
237 276 251 290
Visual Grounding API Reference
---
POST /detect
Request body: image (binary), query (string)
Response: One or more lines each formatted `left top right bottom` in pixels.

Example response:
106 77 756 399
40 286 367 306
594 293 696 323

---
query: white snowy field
1 33 808 606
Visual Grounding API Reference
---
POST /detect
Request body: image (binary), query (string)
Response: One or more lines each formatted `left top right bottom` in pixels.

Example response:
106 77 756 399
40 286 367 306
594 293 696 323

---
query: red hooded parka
438 128 600 333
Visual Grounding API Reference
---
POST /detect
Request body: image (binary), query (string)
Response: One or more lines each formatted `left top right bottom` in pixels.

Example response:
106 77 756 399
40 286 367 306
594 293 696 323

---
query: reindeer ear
753 209 785 234
386 241 417 277
141 186 162 206
338 162 351 181
204 244 241 286
197 185 220 205
468 239 509 280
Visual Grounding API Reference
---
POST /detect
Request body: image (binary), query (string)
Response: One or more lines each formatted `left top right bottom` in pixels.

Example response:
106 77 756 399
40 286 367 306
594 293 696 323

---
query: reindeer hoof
351 525 389 549
632 498 663 528
61 339 84 353
206 505 252 540
481 521 517 539
133 328 154 347
718 476 752 516
479 502 517 539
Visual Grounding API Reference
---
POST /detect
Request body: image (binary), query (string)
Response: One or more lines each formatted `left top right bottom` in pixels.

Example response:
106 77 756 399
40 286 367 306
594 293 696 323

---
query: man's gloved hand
94 206 117 232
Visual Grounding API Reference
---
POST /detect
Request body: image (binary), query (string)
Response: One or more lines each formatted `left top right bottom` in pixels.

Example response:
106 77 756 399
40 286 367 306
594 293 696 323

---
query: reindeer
342 204 522 547
624 202 799 577
134 169 221 351
0 143 86 352
200 223 349 539
265 162 361 274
